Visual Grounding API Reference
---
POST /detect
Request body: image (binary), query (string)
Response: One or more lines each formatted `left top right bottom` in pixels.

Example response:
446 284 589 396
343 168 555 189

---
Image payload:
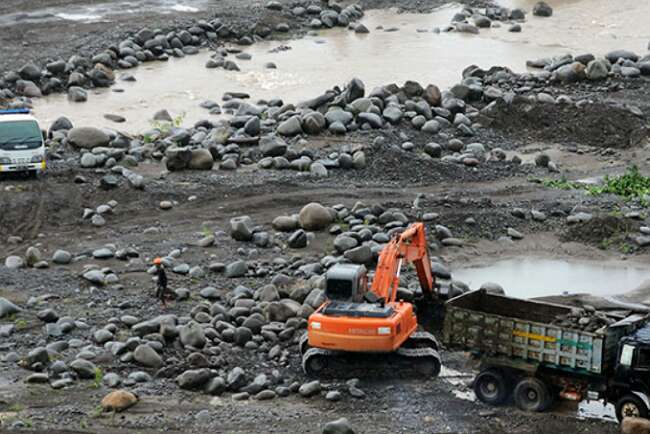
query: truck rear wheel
473 369 509 406
616 394 649 422
513 378 551 412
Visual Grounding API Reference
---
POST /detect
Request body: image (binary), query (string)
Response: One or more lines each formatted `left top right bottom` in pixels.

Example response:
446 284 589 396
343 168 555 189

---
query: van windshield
0 120 43 151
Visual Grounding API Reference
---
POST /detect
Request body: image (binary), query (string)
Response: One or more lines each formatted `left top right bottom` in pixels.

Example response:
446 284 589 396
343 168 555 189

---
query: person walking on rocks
153 257 170 307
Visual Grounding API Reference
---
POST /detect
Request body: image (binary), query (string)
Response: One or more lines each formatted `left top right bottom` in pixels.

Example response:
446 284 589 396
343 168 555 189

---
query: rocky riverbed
1 0 650 433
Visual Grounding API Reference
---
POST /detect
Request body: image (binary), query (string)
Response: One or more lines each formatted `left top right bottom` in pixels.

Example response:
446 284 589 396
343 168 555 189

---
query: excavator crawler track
299 332 310 355
301 345 442 378
404 331 439 350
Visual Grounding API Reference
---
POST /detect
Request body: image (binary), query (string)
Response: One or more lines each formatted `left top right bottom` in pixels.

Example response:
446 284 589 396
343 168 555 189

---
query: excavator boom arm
370 222 435 302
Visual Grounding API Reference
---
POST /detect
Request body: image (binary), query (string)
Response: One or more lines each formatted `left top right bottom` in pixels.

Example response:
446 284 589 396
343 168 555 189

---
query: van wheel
513 378 551 412
473 369 509 405
616 394 649 422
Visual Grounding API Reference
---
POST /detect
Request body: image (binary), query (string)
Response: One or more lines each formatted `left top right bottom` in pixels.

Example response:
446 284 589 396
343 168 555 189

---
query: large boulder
68 127 111 149
298 203 333 230
260 134 288 157
302 112 326 134
0 297 21 319
622 418 650 434
133 344 163 368
322 418 356 434
230 216 254 241
272 215 299 232
179 322 206 348
532 1 553 17
267 299 301 322
585 58 610 80
101 390 138 412
188 149 214 170
277 116 303 136
19 63 42 81
165 147 192 171
605 49 639 64
342 78 365 103
15 80 42 97
423 84 442 106
176 368 213 390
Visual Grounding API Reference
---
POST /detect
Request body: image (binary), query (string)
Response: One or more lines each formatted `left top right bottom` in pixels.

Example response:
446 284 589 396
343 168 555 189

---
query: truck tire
513 378 551 412
473 369 509 406
616 394 649 422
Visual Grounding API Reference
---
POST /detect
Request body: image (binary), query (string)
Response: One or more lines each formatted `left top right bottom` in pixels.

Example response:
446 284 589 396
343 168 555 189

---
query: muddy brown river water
30 0 650 132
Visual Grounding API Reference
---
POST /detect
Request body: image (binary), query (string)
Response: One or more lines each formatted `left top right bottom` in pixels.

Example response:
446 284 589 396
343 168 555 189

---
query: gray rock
288 229 308 248
230 216 254 241
227 367 247 391
383 106 403 124
188 149 214 170
134 344 163 367
334 235 358 253
70 359 97 379
322 418 356 434
68 86 88 102
205 376 226 395
302 112 326 134
225 260 248 278
567 212 592 224
68 127 111 149
507 227 524 240
93 329 113 344
277 116 303 136
586 58 609 80
82 269 106 285
260 134 288 157
299 203 333 230
0 298 21 319
480 282 505 295
103 373 122 388
605 49 639 64
299 380 321 397
273 215 299 232
176 368 212 390
344 245 373 264
4 256 24 269
180 322 206 348
532 1 553 17
534 153 550 167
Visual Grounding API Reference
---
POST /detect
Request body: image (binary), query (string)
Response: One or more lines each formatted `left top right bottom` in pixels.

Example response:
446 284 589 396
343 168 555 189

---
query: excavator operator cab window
326 279 354 301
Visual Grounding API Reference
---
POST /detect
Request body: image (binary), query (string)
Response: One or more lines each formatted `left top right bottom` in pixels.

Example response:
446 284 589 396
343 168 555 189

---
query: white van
0 109 46 176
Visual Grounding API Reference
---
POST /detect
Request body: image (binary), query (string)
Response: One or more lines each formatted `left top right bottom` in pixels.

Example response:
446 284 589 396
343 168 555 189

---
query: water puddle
31 0 650 132
0 0 207 26
453 258 650 299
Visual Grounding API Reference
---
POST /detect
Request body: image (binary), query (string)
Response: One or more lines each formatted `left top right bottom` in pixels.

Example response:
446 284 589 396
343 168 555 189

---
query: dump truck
443 289 650 422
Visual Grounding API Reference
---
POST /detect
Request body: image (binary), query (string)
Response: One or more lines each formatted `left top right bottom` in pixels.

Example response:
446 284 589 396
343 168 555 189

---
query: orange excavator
300 222 442 377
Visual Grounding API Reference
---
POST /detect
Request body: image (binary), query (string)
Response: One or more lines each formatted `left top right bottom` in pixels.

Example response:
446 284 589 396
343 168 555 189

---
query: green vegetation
538 166 650 205
143 112 186 143
90 368 103 389
7 403 24 412
14 318 28 330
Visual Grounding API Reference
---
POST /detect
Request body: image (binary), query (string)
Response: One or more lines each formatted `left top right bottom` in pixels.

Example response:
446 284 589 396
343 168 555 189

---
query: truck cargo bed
443 290 641 375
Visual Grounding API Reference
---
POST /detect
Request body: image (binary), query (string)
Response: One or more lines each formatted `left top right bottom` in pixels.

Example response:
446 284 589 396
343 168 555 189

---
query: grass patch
7 403 24 412
537 166 650 205
89 368 103 389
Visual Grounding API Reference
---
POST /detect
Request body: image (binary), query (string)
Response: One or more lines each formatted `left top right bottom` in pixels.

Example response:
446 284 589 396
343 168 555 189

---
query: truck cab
610 326 650 420
0 109 46 176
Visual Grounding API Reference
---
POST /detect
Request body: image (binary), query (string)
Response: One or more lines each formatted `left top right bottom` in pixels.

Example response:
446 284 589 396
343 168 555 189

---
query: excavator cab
324 264 368 303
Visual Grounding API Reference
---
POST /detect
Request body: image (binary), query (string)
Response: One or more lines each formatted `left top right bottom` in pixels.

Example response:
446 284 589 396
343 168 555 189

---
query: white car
0 109 46 176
